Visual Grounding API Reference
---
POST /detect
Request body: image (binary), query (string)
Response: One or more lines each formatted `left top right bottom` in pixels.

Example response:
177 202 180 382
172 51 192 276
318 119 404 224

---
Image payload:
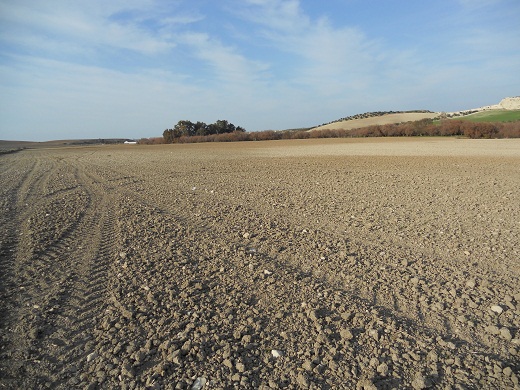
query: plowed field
1 138 519 389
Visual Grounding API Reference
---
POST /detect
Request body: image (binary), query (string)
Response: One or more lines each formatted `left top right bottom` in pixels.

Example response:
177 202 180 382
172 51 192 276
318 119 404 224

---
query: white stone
86 352 98 362
491 305 504 314
271 349 283 358
191 377 206 390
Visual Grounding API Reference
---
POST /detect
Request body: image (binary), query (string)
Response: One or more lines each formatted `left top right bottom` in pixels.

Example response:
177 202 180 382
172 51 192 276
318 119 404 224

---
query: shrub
463 122 498 139
498 122 520 138
138 137 165 145
155 118 520 144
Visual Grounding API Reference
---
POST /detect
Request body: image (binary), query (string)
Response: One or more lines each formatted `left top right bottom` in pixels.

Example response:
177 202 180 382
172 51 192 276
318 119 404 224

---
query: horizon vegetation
138 111 520 145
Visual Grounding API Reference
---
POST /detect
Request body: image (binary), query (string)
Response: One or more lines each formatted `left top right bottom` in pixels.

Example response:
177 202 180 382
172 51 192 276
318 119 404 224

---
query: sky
1 0 519 141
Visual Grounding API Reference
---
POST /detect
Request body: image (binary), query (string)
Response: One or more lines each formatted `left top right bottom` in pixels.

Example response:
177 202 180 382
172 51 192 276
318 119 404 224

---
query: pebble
486 325 500 335
377 362 389 376
427 351 438 362
296 373 309 387
271 349 283 358
446 341 456 350
465 279 476 288
86 352 98 363
121 364 134 378
340 328 354 341
191 377 206 390
309 309 322 322
491 305 504 314
500 327 512 341
411 373 432 389
368 329 379 341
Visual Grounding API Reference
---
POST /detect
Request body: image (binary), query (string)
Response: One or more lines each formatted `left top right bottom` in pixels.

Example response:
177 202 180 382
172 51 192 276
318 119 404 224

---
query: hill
311 96 520 132
448 110 520 123
312 112 439 131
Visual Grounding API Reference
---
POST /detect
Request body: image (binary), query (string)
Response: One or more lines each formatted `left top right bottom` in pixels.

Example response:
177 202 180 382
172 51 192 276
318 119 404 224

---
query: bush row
139 119 520 144
344 120 520 138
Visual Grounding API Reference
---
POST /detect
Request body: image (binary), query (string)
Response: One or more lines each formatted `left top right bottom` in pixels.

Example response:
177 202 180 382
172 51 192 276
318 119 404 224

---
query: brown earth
1 138 519 389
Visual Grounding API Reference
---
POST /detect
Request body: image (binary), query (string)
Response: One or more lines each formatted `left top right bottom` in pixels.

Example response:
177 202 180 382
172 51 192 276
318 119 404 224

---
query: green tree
217 119 234 134
164 119 245 141
174 120 196 137
163 129 174 143
194 121 208 136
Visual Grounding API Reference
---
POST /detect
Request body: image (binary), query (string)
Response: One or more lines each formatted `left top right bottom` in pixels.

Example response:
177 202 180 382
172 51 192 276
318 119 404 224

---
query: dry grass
313 112 440 131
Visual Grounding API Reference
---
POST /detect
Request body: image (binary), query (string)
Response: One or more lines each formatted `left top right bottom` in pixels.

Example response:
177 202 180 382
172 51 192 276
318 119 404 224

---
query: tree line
163 120 245 143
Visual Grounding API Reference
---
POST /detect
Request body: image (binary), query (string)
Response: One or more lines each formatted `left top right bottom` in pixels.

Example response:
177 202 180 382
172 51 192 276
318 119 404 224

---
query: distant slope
312 112 439 131
0 139 132 149
312 96 520 132
449 110 520 123
445 96 520 119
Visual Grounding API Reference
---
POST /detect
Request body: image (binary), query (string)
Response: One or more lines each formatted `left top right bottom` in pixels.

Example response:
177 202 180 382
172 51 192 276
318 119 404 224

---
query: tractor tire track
0 153 121 389
0 152 54 378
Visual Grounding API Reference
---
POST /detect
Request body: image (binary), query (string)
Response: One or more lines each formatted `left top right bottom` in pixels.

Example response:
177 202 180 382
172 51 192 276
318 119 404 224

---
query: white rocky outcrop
498 96 520 110
475 96 520 111
447 96 520 117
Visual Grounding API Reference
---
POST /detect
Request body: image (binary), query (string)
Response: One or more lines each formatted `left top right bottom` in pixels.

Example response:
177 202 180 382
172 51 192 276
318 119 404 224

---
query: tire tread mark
0 157 120 389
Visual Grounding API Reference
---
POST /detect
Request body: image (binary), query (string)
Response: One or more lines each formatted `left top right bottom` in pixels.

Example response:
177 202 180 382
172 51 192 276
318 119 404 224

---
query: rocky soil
1 138 519 389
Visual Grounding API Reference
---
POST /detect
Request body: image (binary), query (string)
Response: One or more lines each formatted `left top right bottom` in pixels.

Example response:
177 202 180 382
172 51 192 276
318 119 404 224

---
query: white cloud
179 32 269 86
241 0 308 33
0 55 205 140
0 1 193 57
234 0 382 95
1 0 519 140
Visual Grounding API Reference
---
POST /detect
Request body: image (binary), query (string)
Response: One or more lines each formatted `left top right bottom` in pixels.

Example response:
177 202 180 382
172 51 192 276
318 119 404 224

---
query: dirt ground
1 138 519 389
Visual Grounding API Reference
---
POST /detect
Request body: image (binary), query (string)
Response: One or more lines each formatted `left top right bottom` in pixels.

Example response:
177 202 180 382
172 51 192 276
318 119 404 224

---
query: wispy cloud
0 54 210 140
232 0 383 95
457 0 503 8
1 0 519 140
0 1 193 58
179 32 269 87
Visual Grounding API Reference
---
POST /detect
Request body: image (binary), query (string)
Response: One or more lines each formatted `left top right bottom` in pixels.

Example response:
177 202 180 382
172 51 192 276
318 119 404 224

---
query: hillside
452 110 520 123
312 96 520 132
312 112 439 131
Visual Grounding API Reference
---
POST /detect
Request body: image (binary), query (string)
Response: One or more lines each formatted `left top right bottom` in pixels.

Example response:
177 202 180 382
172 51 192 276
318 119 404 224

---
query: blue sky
1 0 519 141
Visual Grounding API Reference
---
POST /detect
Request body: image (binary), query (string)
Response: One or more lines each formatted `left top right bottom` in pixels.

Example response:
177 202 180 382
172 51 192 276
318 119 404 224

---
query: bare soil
1 138 519 389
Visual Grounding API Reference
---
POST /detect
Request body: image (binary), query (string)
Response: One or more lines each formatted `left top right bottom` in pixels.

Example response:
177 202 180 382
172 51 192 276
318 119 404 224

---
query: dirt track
1 138 519 389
